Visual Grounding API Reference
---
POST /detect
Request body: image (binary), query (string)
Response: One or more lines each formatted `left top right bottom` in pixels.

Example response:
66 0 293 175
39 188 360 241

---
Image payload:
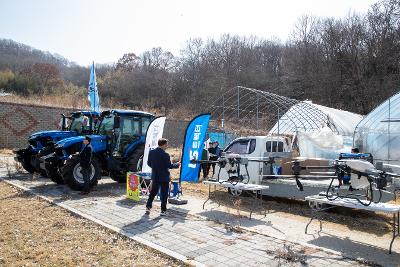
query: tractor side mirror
60 114 67 131
113 116 121 129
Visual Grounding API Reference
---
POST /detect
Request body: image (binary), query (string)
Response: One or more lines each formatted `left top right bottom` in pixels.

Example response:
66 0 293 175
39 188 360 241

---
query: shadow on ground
309 233 400 266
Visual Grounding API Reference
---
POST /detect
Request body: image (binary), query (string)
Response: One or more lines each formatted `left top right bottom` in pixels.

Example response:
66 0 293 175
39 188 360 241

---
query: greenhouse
210 86 362 136
209 86 364 159
354 92 400 165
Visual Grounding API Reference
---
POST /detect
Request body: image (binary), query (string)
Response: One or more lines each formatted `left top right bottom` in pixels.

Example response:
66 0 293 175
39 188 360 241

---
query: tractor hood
54 134 108 157
29 130 78 141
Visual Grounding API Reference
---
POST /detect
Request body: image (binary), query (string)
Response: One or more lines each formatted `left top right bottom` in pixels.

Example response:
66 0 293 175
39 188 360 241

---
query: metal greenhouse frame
208 86 351 136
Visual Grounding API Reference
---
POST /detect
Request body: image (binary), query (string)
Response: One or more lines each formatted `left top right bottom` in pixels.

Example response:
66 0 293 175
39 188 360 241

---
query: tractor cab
97 110 153 157
62 111 99 135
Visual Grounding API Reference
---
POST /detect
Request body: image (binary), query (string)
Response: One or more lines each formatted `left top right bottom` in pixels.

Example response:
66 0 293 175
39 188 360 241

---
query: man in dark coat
208 141 221 175
146 138 180 216
79 136 93 194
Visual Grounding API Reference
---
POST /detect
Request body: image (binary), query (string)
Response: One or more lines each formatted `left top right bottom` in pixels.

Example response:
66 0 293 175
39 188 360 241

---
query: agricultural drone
194 152 399 205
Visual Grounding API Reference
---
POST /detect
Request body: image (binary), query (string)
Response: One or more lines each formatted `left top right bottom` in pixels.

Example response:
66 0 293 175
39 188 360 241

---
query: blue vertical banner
88 62 100 112
179 113 211 183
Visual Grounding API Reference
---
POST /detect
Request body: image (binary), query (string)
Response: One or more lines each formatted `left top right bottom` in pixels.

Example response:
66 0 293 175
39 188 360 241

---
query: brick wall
0 101 187 149
0 101 74 149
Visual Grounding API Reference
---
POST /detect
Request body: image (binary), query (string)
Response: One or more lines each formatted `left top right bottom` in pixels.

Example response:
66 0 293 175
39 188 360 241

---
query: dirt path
0 181 184 267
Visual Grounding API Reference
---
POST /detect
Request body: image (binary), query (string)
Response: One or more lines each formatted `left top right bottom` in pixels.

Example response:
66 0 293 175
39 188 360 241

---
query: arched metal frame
208 86 348 136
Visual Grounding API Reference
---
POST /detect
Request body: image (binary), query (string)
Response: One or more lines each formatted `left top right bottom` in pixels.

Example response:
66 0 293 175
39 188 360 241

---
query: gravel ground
0 181 185 267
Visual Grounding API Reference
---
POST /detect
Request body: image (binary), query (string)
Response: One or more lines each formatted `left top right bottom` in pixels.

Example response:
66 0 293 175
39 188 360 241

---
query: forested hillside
0 0 399 115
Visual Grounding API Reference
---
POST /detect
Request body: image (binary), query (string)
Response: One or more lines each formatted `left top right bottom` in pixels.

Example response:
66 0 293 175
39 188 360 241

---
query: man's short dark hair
85 136 91 142
158 138 168 146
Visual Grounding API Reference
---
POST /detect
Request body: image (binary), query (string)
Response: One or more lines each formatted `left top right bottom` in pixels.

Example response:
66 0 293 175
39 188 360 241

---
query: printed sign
179 113 211 182
126 172 140 201
142 117 166 174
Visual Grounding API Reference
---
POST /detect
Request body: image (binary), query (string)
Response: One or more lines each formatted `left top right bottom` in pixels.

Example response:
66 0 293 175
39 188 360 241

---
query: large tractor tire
110 145 144 183
45 162 64 184
21 159 35 174
16 147 36 174
61 156 101 191
127 145 144 172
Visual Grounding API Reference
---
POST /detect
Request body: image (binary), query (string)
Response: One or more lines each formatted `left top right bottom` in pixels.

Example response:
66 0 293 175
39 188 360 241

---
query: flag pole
93 61 95 112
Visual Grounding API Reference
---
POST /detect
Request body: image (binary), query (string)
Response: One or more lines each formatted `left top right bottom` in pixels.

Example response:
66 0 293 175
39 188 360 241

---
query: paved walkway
0 164 389 266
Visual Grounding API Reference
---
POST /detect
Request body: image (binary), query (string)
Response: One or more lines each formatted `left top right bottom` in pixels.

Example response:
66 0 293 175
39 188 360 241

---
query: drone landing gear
323 174 383 206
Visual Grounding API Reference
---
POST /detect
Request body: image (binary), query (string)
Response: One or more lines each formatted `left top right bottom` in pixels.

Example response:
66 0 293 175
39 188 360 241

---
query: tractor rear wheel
127 145 144 172
110 145 144 183
61 155 101 191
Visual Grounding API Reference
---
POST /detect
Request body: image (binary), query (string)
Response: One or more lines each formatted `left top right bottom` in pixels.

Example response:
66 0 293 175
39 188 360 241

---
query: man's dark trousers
146 181 169 212
81 167 91 193
79 143 93 193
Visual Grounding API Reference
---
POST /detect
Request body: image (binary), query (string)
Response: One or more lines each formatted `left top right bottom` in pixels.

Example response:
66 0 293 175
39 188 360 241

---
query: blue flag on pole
88 62 100 112
179 113 211 183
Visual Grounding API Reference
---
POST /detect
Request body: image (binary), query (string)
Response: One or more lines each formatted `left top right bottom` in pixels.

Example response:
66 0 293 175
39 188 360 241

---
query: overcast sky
0 0 378 66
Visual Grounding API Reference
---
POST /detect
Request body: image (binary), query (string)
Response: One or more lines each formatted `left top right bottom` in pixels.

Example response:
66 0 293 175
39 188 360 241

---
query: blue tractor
14 111 99 182
43 109 154 191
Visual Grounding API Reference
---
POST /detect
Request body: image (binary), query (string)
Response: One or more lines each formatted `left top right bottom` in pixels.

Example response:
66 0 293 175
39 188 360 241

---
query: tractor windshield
69 114 91 133
97 115 114 136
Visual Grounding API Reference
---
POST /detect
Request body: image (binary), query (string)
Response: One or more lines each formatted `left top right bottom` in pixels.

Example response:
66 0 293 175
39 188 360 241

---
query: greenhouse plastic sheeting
297 128 353 159
270 102 363 136
354 92 400 164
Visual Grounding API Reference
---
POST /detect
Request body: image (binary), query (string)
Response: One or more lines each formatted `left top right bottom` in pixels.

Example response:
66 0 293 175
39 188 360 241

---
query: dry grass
0 149 13 155
1 94 88 110
0 95 195 120
0 181 185 267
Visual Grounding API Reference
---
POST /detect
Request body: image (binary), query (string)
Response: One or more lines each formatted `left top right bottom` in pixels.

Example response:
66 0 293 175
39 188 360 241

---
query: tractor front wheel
17 148 35 174
45 162 64 184
61 156 101 191
21 156 36 174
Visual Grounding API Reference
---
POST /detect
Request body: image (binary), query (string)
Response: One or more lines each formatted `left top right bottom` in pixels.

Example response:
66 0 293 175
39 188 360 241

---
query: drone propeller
285 157 328 164
262 174 336 179
385 171 400 178
339 159 376 173
374 159 399 162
